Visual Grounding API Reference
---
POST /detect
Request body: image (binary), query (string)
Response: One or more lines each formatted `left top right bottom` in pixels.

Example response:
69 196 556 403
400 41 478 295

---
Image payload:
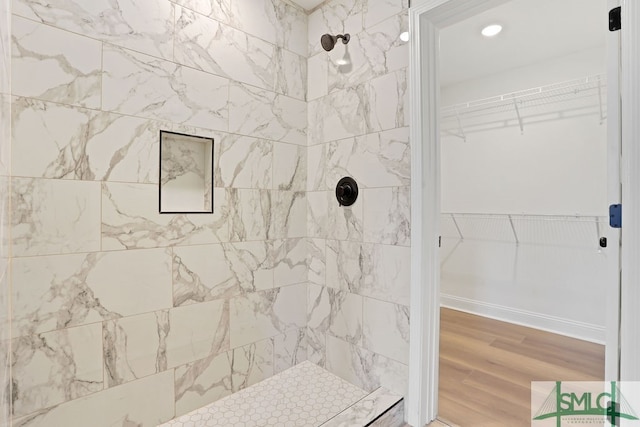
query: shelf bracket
455 110 467 142
451 214 464 240
508 214 519 245
513 99 524 134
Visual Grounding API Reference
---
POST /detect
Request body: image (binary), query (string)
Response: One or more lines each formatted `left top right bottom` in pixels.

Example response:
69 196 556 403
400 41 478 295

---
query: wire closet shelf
440 74 607 140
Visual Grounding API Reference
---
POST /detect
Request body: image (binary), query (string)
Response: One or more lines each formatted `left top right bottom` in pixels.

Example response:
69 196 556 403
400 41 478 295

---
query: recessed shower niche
159 131 214 214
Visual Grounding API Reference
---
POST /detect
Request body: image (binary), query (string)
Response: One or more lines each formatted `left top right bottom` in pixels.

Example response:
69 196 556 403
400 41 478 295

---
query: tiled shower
0 0 411 425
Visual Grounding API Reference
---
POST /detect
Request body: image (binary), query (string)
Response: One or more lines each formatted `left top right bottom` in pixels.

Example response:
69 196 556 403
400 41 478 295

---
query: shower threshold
159 361 404 427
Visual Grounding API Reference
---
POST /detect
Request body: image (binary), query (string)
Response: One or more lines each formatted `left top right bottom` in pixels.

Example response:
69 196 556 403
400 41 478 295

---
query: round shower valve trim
335 177 359 207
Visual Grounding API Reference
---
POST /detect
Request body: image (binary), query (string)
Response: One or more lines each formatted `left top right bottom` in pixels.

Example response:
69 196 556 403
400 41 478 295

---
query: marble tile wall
8 0 308 425
306 0 411 398
0 0 10 424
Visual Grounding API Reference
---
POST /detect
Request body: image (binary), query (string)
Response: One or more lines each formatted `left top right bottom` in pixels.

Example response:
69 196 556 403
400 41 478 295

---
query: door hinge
610 204 622 228
609 6 621 31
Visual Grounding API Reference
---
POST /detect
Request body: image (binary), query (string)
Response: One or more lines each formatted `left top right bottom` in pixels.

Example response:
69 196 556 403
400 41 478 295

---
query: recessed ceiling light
481 24 503 37
399 31 410 42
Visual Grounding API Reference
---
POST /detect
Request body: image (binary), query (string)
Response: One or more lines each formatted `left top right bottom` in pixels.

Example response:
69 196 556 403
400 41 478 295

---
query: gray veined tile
228 189 272 242
172 242 274 307
12 98 161 183
13 0 175 60
11 323 104 417
364 0 408 29
11 249 173 338
271 191 306 239
306 143 327 191
273 328 307 374
171 0 233 24
229 284 307 349
307 238 326 286
367 69 408 133
273 238 307 288
307 283 330 366
230 0 308 57
102 183 229 250
103 311 170 388
165 299 230 369
273 142 306 192
11 178 101 257
12 371 175 427
363 298 410 365
327 289 363 346
102 44 229 131
273 47 307 101
307 86 368 145
12 16 102 108
229 83 306 146
175 8 277 92
363 187 410 246
307 191 329 239
218 135 273 189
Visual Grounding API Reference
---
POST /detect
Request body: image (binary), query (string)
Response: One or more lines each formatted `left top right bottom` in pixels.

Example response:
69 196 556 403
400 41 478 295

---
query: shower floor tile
159 361 369 427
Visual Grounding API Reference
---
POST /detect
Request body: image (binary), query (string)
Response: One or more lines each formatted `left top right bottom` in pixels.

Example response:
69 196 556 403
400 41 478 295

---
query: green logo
533 381 639 426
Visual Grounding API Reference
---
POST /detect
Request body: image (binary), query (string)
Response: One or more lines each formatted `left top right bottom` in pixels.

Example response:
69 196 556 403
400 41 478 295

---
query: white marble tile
274 47 307 101
103 311 169 388
272 191 306 238
103 44 229 131
363 298 409 364
327 189 364 241
328 289 363 345
13 0 175 60
363 187 410 246
175 7 276 91
173 242 273 306
364 0 407 29
308 0 364 57
360 243 410 307
307 283 330 366
12 178 101 256
102 183 229 249
12 323 103 417
230 284 306 348
273 142 306 191
12 16 102 108
0 175 9 259
325 335 408 396
12 98 160 183
174 351 233 417
171 0 232 23
307 143 327 191
307 191 328 239
273 328 306 374
0 4 9 96
273 238 307 287
12 370 175 427
308 86 368 145
230 0 308 57
229 83 306 146
228 189 272 242
307 53 328 101
367 69 408 133
166 299 230 368
229 339 274 391
326 240 365 292
11 249 172 337
163 361 367 427
322 388 403 427
307 238 326 287
218 134 272 189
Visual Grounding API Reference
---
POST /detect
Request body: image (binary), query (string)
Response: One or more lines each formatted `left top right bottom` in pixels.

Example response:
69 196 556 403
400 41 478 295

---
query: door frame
406 1 640 425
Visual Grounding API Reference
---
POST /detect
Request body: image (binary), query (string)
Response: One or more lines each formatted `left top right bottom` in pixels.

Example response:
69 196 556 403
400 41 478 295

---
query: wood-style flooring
437 308 605 427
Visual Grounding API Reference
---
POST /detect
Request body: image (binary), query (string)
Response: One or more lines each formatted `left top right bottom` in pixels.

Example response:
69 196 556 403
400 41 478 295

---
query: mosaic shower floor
159 361 394 427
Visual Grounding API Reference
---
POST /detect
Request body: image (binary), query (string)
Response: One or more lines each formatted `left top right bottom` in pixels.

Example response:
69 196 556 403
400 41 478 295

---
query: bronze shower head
321 33 350 51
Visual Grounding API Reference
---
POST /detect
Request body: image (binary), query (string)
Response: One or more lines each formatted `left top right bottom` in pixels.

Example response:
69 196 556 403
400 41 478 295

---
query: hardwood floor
437 308 605 427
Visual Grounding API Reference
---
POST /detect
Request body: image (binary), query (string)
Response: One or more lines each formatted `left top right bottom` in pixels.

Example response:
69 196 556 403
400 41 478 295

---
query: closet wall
440 47 613 342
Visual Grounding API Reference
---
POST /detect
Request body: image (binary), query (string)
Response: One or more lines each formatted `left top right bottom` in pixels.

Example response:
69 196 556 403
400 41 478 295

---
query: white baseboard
440 294 606 344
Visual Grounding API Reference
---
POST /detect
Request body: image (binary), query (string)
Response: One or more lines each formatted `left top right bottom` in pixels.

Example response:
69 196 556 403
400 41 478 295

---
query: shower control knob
336 177 359 207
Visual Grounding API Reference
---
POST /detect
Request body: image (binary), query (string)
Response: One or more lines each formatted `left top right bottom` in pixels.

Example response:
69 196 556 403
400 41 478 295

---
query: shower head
321 33 350 52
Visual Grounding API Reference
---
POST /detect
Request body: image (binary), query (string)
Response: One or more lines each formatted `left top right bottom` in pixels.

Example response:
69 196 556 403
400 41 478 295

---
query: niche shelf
440 74 607 140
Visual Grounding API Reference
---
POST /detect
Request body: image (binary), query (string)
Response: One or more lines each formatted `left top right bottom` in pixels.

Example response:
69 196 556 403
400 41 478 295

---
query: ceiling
440 0 607 86
289 0 324 11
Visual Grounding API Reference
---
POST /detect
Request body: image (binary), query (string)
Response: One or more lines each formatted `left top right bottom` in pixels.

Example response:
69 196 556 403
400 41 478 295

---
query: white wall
441 47 608 216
